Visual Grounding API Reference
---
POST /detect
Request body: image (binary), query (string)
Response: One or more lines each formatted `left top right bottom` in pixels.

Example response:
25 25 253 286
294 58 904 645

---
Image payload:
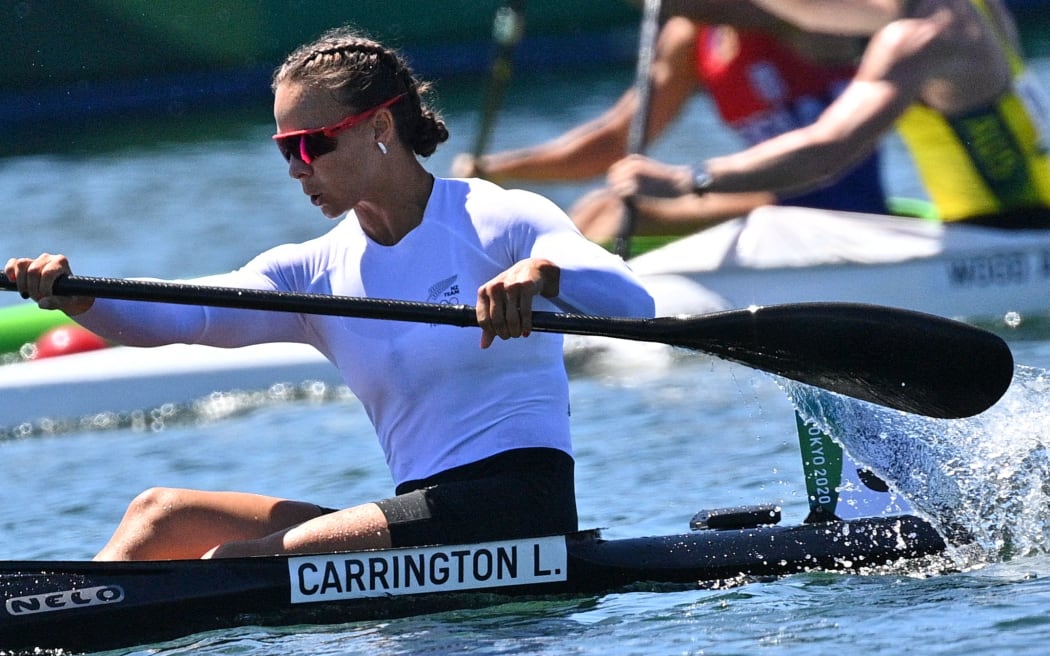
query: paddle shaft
614 0 661 259
0 274 1014 419
4 273 717 338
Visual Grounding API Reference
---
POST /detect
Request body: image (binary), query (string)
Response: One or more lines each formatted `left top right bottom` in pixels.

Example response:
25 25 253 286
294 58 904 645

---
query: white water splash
782 365 1050 566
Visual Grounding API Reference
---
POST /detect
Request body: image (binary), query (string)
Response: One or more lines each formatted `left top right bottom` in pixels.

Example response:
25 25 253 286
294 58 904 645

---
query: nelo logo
5 584 125 615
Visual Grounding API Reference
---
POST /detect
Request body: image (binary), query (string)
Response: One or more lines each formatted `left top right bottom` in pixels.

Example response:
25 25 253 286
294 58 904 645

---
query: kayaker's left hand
607 154 694 200
476 258 560 349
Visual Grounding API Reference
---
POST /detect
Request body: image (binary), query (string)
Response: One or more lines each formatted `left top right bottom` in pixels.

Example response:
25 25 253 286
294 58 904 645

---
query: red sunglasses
272 93 406 165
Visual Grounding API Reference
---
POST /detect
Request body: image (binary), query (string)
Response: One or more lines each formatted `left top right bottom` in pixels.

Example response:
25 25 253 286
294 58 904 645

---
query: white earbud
377 142 388 155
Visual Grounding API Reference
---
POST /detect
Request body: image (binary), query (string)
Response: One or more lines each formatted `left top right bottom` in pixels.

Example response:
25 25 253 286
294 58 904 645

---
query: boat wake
782 365 1050 568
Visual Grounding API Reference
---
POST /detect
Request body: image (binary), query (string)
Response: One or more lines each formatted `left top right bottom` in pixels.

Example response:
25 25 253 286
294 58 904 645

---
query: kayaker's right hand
4 254 95 316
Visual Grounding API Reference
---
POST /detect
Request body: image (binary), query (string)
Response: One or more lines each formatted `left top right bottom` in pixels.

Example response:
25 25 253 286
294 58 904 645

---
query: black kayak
0 508 944 653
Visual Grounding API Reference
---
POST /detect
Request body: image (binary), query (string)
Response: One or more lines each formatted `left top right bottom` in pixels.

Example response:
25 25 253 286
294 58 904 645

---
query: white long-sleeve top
76 178 655 485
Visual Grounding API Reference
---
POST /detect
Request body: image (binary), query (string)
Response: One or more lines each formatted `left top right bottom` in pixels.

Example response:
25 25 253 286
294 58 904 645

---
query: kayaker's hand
476 258 560 349
607 154 694 200
4 254 95 316
451 153 481 178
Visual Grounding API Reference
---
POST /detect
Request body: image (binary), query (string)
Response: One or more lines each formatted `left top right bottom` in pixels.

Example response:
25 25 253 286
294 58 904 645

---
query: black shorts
374 447 578 548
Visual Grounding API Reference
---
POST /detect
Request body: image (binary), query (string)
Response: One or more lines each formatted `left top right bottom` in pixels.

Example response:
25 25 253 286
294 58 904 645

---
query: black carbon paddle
614 0 661 259
470 0 526 161
0 275 1013 419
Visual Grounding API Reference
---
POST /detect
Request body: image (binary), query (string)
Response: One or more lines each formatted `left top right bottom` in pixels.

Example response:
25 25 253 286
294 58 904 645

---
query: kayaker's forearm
479 127 631 183
477 88 641 183
551 267 655 318
74 296 207 347
704 128 866 197
632 191 776 235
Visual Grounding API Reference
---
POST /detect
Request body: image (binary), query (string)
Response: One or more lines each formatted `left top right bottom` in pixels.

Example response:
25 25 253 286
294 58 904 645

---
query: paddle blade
646 303 1013 419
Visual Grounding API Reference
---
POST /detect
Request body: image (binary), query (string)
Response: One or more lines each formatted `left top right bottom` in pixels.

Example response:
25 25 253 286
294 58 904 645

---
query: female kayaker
6 26 655 560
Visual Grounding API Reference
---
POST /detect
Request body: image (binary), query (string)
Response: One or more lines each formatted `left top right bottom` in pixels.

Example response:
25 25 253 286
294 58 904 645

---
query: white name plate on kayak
289 535 568 602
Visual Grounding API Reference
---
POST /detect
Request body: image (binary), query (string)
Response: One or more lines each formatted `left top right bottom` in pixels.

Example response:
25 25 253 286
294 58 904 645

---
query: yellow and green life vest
895 0 1050 220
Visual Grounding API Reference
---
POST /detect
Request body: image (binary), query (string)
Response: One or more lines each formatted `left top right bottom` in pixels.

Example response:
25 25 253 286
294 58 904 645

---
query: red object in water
33 325 110 359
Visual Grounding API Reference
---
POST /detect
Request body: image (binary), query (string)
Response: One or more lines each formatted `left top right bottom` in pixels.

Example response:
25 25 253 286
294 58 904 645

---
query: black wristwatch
692 166 713 195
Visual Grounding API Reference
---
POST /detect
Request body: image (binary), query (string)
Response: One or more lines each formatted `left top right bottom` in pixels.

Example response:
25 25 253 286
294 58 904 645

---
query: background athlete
610 0 1050 227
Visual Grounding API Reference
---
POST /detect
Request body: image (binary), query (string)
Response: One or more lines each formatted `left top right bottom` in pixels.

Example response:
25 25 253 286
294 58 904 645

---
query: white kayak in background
1 341 341 431
631 206 1050 321
0 329 673 432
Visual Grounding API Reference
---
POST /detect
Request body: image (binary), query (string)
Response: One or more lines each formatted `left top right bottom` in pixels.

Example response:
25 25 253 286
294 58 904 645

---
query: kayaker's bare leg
93 487 332 561
203 503 392 558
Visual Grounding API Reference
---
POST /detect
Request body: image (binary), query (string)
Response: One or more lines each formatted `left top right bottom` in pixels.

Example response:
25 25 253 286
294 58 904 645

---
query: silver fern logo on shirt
427 274 461 305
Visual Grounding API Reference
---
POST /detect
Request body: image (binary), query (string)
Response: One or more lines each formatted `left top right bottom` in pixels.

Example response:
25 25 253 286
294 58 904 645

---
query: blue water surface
3 35 1050 656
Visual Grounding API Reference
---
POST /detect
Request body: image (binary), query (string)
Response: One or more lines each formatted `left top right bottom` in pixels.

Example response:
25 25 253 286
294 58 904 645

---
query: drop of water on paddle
782 365 1050 568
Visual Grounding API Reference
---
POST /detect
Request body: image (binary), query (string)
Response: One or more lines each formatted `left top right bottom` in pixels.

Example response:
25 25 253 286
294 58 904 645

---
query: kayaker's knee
124 486 185 522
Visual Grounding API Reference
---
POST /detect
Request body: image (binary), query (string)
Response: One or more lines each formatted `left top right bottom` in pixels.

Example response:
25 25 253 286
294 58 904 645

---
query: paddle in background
784 363 1050 567
614 0 661 259
470 0 525 162
0 275 1013 420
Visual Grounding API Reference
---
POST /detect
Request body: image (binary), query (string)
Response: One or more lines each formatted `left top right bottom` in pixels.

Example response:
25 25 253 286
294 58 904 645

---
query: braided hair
273 26 449 157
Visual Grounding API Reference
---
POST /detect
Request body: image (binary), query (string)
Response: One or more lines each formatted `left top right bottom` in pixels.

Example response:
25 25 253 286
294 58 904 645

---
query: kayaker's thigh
94 487 327 561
